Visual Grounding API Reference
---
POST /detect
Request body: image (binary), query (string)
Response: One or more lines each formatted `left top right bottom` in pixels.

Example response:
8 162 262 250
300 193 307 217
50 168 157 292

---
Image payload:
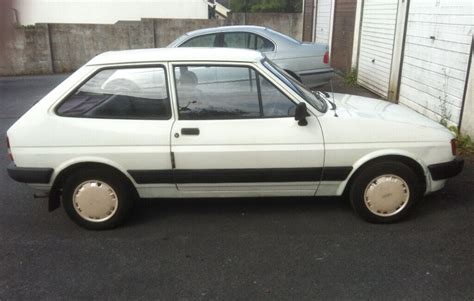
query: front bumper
7 162 53 184
428 157 464 180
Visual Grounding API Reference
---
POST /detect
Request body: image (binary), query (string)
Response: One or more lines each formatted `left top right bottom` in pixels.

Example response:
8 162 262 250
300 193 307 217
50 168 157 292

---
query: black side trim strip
128 167 352 184
174 168 322 183
428 157 464 180
128 170 173 184
321 167 353 181
7 162 53 184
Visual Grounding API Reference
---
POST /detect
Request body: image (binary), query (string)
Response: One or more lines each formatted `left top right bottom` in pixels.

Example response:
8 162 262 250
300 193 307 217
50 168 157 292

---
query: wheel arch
339 152 429 197
48 159 138 211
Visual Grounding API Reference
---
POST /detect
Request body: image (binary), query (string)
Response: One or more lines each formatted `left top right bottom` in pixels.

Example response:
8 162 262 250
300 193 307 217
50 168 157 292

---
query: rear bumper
428 157 464 180
7 162 53 184
299 68 334 88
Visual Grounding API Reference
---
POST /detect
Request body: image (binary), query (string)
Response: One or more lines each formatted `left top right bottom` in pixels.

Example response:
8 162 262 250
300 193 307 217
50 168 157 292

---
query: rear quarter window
56 66 171 120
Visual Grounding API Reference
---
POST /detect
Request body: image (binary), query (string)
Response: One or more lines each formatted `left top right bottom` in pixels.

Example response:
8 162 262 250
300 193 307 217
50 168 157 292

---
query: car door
169 63 325 196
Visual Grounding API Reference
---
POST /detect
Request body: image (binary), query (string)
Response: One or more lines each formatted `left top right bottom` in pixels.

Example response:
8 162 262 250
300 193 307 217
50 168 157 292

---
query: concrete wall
231 13 302 41
49 21 155 73
0 13 303 76
0 24 53 75
153 18 226 47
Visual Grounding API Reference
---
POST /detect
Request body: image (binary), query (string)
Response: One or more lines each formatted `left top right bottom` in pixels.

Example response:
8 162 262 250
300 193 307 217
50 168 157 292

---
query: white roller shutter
398 0 474 125
357 0 399 98
314 0 333 44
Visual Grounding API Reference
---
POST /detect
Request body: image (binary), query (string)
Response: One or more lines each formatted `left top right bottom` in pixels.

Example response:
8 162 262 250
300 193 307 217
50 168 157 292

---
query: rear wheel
63 168 134 230
350 161 422 223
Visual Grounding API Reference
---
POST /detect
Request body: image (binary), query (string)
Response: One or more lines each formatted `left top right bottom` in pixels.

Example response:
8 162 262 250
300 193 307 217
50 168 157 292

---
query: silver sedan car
168 25 334 88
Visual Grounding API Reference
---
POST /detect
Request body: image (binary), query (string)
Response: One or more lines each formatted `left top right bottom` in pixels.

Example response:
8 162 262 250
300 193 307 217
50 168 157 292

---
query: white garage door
314 0 333 44
357 0 399 98
398 0 474 126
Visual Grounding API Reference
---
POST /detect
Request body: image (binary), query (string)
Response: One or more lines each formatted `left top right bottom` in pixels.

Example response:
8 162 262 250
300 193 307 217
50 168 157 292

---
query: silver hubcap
73 180 118 222
364 174 410 217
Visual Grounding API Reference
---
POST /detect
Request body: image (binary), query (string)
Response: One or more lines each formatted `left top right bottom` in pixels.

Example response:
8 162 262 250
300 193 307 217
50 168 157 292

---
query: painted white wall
398 0 474 126
15 0 209 25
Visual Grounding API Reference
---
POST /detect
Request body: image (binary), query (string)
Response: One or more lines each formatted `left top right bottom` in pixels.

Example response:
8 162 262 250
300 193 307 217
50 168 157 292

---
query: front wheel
350 161 422 223
63 168 134 230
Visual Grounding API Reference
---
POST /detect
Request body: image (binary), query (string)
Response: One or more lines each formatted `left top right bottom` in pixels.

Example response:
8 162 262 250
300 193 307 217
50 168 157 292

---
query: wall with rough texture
231 13 303 41
49 20 155 73
153 18 226 47
0 24 53 75
0 13 303 76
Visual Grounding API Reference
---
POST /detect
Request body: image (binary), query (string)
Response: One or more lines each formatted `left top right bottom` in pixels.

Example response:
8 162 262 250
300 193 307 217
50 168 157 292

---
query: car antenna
330 79 338 117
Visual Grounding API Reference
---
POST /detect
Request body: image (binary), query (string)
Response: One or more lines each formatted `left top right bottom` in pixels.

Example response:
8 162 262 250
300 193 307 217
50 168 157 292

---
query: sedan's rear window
56 67 171 119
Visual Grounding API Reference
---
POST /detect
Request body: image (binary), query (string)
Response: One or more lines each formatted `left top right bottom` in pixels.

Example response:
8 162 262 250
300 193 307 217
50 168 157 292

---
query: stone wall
0 13 302 76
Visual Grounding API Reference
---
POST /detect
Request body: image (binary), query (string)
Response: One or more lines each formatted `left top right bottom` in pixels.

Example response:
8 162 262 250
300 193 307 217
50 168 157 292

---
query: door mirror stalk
295 102 308 126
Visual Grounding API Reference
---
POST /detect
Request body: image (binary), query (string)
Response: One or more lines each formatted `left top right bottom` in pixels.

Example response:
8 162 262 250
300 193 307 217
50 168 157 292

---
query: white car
6 48 464 230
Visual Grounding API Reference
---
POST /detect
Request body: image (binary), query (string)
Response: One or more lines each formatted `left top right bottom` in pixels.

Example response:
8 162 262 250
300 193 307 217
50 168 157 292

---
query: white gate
398 0 474 125
314 0 333 44
357 0 399 98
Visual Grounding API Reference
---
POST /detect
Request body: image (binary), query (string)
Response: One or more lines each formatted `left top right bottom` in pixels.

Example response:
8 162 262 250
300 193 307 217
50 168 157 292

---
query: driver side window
173 65 295 120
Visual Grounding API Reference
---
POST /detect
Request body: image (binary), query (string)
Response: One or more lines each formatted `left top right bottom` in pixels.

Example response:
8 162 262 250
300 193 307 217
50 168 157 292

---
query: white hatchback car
7 48 463 230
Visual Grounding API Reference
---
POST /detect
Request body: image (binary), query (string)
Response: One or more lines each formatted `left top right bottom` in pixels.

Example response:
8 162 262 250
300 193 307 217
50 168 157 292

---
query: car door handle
181 128 200 136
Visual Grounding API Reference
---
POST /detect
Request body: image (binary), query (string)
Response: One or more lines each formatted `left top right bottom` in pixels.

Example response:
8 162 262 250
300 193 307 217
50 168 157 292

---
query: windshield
262 59 328 113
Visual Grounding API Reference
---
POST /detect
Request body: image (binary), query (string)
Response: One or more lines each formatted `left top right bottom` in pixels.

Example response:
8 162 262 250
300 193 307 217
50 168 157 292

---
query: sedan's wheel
63 168 134 230
350 161 421 223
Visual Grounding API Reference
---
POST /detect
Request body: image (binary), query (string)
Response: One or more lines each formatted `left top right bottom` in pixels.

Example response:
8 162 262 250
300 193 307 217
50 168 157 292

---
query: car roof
87 47 265 66
185 25 268 36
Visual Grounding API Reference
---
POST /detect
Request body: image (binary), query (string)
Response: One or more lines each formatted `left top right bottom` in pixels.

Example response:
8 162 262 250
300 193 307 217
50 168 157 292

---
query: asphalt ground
0 74 473 300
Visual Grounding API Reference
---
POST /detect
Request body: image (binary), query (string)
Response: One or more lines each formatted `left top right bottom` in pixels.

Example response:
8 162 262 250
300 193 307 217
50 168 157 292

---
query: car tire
349 161 422 223
62 168 134 230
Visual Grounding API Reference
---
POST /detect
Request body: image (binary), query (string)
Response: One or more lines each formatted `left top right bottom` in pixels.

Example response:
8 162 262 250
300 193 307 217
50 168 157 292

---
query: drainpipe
12 8 19 24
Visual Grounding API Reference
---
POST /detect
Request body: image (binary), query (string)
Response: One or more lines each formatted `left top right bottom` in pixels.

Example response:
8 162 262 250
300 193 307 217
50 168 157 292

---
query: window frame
179 33 219 48
218 31 276 52
54 64 172 120
253 33 276 52
172 63 297 121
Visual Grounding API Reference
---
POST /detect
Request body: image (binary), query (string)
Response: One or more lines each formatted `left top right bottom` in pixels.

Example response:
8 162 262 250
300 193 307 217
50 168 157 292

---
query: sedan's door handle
181 128 200 136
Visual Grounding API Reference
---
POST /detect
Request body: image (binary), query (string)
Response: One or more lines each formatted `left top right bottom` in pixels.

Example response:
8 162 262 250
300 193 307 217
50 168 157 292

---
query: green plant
344 69 358 87
230 0 302 13
15 24 35 29
439 68 452 127
449 126 474 155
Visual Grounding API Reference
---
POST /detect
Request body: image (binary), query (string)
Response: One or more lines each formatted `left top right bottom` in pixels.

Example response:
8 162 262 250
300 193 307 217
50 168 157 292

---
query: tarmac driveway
0 74 473 300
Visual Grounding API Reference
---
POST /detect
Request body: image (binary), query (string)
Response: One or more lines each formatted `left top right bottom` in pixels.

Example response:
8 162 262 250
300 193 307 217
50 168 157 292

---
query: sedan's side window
255 35 275 52
181 34 217 47
56 67 171 119
174 65 296 120
222 32 250 49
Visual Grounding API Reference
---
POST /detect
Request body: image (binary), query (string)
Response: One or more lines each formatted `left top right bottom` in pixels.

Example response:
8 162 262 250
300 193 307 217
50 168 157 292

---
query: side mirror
294 102 308 126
